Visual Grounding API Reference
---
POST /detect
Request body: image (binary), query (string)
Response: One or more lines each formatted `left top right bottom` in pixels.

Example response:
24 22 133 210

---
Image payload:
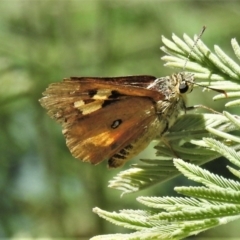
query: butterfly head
177 72 195 95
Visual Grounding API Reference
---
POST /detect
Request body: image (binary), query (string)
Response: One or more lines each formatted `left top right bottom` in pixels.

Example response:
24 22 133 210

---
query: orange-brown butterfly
40 27 210 168
39 73 195 168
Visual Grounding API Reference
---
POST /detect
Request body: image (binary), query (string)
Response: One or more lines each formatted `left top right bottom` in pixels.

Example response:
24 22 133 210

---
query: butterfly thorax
147 72 194 100
147 72 194 130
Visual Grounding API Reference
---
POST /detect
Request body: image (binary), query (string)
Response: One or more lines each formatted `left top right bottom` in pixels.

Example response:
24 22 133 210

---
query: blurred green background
1 0 240 239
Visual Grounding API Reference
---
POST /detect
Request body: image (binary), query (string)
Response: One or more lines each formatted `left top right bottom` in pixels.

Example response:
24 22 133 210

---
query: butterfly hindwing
62 97 159 166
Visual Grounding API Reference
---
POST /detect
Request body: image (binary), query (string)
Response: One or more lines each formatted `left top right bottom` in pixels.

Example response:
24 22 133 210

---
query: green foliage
92 33 240 239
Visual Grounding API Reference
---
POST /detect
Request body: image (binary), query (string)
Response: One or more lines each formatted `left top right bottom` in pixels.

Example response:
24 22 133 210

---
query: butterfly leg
157 122 181 159
160 137 180 158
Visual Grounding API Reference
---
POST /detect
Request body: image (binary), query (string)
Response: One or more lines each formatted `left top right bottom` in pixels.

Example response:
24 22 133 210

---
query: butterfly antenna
194 82 228 97
183 26 227 97
183 26 206 71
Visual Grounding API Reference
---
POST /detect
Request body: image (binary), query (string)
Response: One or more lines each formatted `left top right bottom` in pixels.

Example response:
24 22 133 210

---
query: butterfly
39 73 195 168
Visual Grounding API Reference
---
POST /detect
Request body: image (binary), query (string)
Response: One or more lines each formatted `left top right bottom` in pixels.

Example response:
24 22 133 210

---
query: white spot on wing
74 100 85 108
79 100 104 115
93 89 112 100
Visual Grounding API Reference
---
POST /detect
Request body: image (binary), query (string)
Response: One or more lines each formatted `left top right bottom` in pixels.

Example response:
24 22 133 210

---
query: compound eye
179 82 189 93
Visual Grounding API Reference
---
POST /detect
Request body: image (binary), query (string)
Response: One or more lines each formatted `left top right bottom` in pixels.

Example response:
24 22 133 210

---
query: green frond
227 166 240 179
203 138 240 168
161 35 185 56
197 39 238 79
92 207 153 230
206 127 240 143
214 45 240 77
108 160 179 194
231 38 240 60
137 196 202 210
183 34 205 60
174 159 240 190
171 33 201 62
213 92 240 101
223 111 240 128
90 225 192 240
225 99 240 107
119 209 154 217
150 204 240 221
176 186 240 203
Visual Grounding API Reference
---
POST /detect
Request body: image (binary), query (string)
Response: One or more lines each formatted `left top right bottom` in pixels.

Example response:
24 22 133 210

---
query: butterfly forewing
40 76 162 123
40 75 165 167
67 76 164 101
